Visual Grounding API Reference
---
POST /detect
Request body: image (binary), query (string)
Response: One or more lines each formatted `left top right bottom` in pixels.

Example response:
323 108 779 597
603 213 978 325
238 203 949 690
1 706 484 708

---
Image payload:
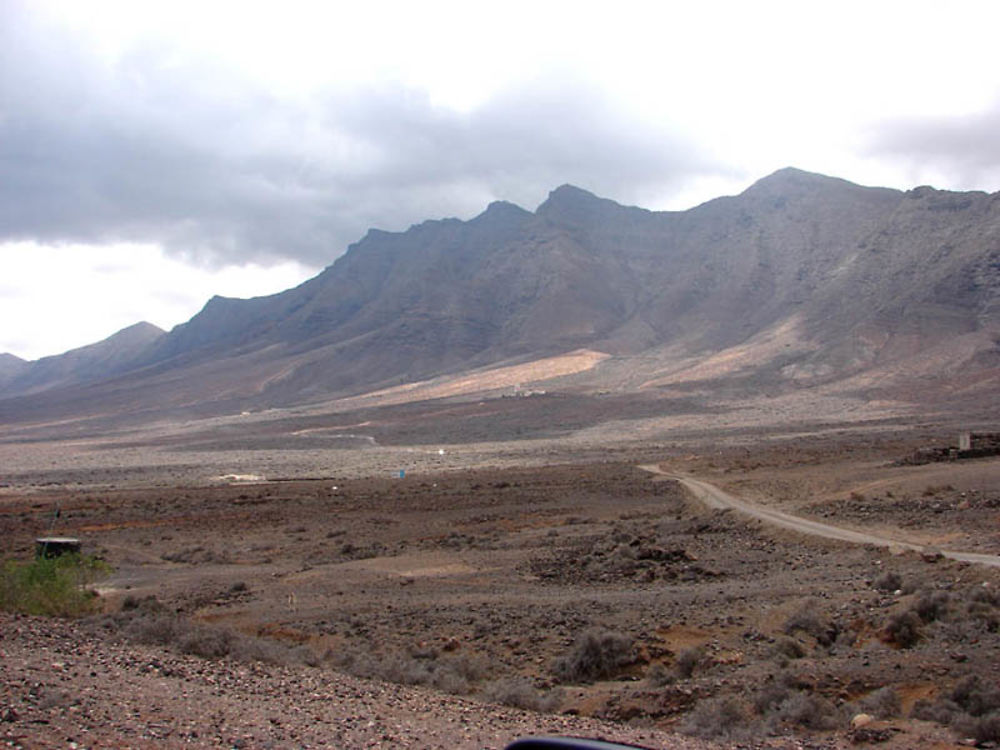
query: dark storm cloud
0 7 721 267
866 102 1000 188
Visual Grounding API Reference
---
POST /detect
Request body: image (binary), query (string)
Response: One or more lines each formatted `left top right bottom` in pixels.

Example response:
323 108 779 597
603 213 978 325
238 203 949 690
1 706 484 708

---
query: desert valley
2 169 1000 749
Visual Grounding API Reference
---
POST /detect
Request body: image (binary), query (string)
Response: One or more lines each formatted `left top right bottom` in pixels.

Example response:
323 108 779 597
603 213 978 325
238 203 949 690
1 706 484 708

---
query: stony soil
2 612 731 749
2 418 998 749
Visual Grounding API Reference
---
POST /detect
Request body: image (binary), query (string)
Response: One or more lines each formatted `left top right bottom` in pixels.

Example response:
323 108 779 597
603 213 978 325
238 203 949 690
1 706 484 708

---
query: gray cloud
866 101 1000 188
0 5 724 268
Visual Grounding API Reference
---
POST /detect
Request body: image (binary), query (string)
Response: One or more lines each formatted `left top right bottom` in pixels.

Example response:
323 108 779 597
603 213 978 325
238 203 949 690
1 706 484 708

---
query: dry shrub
911 675 1000 743
178 626 235 659
443 652 489 683
753 681 793 715
552 628 634 684
770 636 806 661
674 646 705 678
854 686 902 719
751 673 842 731
783 606 838 646
953 713 1000 745
950 675 1000 717
911 697 956 724
769 690 841 730
331 644 487 695
969 585 1000 607
482 677 562 713
161 546 232 564
646 662 675 687
124 611 184 646
380 652 466 691
884 610 922 648
873 571 903 592
922 484 954 496
913 590 950 623
90 596 314 666
680 695 751 739
965 587 1000 632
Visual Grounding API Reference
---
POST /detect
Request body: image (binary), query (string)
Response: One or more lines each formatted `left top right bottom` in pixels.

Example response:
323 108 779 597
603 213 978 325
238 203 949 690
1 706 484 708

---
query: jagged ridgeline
2 168 998 421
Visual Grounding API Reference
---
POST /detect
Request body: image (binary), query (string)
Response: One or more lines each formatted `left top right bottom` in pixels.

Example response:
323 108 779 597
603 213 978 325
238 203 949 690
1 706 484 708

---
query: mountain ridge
2 168 997 424
0 321 165 397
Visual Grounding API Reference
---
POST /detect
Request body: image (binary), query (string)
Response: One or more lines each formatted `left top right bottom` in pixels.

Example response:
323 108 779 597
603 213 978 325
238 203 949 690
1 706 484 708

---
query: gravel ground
1 613 726 750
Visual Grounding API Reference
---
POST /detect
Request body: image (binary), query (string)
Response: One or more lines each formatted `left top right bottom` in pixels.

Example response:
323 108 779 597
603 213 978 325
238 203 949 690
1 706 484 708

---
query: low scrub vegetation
851 686 902 719
783 605 839 647
884 609 923 648
681 674 847 740
90 595 317 666
481 677 563 712
673 645 706 678
913 674 1000 745
0 553 107 617
552 628 635 683
681 695 751 740
883 584 998 649
330 640 489 695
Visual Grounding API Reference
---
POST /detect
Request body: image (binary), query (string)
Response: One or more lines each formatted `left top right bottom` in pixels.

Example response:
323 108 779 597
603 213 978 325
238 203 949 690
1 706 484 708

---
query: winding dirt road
639 464 1000 569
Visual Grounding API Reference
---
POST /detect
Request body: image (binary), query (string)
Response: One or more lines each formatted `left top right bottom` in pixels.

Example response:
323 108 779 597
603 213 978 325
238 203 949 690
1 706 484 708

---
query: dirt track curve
639 464 1000 569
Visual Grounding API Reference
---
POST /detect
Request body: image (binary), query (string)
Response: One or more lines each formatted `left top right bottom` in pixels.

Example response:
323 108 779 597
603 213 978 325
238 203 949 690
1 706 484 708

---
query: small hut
35 537 81 558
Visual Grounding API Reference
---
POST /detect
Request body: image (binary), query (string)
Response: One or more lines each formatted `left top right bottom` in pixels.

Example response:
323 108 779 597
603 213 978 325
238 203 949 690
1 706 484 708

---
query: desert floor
1 400 998 748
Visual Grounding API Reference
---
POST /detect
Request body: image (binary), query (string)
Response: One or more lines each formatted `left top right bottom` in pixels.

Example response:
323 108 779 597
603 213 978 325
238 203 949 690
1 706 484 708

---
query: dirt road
639 464 1000 568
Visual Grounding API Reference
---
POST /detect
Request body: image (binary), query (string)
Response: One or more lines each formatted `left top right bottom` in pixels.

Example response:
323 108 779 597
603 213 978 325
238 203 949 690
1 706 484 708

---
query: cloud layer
0 5 721 268
866 101 1000 189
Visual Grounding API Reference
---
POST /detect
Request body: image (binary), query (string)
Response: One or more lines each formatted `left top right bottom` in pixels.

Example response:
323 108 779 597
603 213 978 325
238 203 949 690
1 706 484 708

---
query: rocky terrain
2 168 999 749
2 168 998 426
2 424 998 749
2 612 718 749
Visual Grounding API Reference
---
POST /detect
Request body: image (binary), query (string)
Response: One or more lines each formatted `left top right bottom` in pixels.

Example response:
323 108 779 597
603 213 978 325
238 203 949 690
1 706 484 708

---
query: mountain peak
747 167 840 192
540 183 601 206
119 321 166 337
535 184 623 224
737 167 903 207
473 200 532 224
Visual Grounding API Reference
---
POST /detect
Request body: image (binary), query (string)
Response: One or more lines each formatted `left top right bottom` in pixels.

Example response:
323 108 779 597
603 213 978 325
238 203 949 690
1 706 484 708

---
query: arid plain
3 386 999 749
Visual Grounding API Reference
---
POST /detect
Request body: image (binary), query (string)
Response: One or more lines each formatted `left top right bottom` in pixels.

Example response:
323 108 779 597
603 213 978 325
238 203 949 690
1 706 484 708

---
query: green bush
0 554 108 617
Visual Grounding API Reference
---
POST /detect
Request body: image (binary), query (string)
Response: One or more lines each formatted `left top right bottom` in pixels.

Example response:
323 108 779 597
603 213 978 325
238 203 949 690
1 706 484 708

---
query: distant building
35 537 81 558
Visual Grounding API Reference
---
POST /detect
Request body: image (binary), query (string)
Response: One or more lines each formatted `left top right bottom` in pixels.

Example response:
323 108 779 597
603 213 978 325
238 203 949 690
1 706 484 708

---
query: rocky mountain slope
0 322 164 396
1 168 997 423
0 352 28 384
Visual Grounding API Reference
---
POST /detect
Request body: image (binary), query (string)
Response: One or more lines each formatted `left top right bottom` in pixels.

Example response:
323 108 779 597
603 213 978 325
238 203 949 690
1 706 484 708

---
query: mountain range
2 167 998 425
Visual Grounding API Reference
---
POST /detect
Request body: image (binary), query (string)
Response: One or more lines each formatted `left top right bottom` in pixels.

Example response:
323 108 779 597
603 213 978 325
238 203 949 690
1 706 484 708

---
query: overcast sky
3 0 999 360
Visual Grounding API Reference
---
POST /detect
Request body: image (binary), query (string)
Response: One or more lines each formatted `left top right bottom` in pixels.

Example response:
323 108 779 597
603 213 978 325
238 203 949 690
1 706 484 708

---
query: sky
3 0 1000 360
